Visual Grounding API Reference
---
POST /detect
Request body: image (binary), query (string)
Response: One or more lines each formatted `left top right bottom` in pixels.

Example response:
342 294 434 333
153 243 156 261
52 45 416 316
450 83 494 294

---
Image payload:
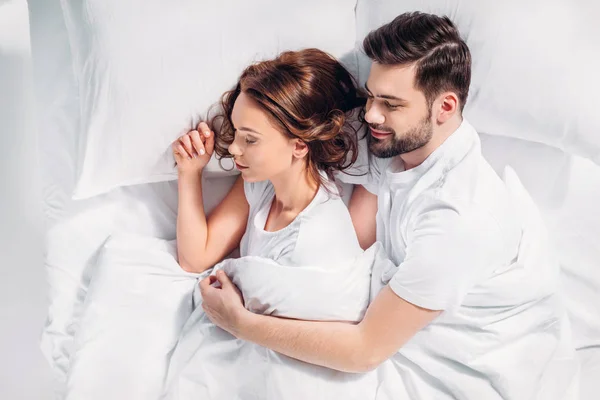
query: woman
172 48 366 272
166 49 380 399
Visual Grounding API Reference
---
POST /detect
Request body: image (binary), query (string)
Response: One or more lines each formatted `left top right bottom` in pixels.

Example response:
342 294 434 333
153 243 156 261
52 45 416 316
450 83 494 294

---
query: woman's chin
239 171 257 182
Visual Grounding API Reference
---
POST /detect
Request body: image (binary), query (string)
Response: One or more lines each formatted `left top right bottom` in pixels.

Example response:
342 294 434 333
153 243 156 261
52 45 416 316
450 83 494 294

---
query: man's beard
367 114 433 159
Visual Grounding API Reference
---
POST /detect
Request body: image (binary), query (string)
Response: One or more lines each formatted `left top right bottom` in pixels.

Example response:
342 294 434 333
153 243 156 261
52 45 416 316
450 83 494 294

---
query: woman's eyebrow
238 127 262 135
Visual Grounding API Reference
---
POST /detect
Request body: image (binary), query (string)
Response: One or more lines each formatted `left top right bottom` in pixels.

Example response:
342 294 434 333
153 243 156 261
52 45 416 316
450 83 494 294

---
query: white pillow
355 0 600 165
61 0 358 199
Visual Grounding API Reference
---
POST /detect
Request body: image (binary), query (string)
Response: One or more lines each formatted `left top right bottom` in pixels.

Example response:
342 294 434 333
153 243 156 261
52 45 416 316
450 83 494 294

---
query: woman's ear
291 139 309 159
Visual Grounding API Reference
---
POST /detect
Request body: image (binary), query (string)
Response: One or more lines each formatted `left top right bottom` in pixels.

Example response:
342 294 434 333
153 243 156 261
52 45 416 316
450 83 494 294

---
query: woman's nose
228 140 242 156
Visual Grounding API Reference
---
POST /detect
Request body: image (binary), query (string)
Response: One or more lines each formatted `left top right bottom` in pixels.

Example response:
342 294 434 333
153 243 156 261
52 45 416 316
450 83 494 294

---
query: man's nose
365 103 385 125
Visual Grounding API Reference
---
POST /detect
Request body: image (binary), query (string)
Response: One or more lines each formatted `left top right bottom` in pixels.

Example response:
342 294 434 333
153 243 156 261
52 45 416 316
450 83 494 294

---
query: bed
28 0 600 399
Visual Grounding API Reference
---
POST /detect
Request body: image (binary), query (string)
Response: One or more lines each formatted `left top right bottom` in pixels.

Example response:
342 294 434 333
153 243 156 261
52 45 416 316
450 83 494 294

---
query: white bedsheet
41 176 238 393
64 234 201 400
165 246 381 400
63 233 386 400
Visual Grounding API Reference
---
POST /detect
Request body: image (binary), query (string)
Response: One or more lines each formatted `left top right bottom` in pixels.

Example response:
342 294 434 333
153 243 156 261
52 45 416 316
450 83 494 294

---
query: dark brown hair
363 12 471 112
211 48 365 190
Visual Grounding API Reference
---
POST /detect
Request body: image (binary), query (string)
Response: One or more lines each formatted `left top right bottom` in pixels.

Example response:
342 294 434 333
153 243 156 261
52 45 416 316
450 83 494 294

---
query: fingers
181 134 195 157
172 121 213 164
195 122 213 155
199 275 215 295
189 130 206 156
176 143 191 160
197 121 211 137
215 270 232 288
204 129 215 155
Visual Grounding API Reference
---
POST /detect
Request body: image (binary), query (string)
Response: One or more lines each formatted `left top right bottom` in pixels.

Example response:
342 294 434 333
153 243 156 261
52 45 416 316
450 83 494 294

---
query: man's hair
363 12 471 112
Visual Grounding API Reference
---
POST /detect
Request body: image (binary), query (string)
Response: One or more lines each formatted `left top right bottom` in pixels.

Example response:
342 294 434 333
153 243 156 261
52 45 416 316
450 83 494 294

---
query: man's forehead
366 62 417 94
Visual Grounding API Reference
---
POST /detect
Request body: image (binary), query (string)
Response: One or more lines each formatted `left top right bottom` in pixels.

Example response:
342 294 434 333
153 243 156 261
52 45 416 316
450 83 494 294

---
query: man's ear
435 91 459 124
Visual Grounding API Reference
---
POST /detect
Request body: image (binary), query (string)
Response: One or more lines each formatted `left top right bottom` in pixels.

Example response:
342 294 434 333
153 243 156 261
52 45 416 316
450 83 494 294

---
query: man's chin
369 142 399 159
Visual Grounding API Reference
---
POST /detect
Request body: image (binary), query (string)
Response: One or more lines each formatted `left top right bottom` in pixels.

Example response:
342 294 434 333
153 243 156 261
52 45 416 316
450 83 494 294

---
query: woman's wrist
178 168 204 182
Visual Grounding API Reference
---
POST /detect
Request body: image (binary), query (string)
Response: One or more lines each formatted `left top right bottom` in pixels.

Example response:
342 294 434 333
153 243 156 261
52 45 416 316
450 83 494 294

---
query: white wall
0 0 55 398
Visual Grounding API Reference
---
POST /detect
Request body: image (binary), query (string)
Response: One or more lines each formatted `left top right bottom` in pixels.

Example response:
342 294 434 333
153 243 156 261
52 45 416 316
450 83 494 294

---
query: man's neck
399 117 462 170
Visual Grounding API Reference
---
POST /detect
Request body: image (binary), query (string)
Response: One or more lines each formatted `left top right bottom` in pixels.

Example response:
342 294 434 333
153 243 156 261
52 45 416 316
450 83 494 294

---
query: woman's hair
211 48 366 190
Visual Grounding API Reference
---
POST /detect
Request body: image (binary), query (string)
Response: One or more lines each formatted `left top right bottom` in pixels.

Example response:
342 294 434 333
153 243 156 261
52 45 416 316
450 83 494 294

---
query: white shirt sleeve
335 131 381 194
362 156 383 195
388 196 504 311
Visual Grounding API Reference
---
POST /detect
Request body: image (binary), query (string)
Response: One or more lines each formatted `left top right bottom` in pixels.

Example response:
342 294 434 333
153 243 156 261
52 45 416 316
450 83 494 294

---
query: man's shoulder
405 189 506 232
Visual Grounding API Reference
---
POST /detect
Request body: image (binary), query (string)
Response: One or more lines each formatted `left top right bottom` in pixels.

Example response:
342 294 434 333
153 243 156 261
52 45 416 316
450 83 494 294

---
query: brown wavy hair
211 48 366 191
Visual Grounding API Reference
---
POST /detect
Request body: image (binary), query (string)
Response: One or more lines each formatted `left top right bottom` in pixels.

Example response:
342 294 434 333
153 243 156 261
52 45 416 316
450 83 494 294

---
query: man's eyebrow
364 82 407 102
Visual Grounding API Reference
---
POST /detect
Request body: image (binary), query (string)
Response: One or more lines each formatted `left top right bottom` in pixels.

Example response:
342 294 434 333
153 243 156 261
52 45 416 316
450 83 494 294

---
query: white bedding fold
64 234 202 400
64 232 393 400
164 245 390 400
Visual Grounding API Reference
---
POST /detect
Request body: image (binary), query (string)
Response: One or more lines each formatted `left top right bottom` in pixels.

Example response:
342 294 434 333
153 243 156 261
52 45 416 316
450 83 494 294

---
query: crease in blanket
163 243 395 400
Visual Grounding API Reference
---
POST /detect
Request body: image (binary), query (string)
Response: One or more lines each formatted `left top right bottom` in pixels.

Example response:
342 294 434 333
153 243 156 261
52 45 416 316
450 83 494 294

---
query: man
200 12 578 399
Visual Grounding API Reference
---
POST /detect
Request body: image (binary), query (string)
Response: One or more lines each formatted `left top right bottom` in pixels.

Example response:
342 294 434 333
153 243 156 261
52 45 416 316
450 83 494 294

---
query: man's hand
200 270 247 336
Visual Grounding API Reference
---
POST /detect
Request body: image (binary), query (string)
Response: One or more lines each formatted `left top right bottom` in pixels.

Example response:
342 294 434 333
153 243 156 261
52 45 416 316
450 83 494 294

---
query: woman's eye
245 137 257 144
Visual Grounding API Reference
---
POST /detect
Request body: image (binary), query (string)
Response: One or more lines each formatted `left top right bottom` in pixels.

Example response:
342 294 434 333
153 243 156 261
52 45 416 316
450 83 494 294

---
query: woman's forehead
232 92 282 136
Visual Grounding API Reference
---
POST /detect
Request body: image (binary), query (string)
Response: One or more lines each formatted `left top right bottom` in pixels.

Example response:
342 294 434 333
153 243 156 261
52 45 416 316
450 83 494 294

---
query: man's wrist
233 307 257 340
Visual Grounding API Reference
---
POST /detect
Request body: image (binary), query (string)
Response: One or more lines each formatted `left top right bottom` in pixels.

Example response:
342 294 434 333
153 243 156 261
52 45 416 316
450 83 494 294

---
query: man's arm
348 185 378 249
201 271 440 373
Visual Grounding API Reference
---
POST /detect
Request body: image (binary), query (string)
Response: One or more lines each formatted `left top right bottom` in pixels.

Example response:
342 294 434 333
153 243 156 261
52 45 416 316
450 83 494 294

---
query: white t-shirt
239 179 362 266
341 120 578 400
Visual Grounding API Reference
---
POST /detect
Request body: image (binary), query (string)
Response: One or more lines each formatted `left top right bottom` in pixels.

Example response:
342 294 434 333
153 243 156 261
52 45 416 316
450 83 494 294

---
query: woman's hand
172 121 215 174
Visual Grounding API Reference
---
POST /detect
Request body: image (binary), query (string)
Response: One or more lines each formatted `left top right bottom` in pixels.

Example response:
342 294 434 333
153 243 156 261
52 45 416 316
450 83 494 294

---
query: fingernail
199 149 205 155
204 131 210 137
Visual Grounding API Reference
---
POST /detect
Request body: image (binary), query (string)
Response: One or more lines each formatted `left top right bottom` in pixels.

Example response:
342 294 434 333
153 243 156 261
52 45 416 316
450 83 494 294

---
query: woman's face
228 92 299 182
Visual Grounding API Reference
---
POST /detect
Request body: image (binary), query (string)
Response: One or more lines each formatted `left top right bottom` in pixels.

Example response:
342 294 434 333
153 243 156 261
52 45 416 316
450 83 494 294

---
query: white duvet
64 234 201 400
65 233 392 400
163 246 392 400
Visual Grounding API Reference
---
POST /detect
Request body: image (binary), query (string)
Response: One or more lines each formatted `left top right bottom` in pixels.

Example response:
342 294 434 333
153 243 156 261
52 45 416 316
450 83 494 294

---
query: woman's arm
177 175 248 273
174 122 249 273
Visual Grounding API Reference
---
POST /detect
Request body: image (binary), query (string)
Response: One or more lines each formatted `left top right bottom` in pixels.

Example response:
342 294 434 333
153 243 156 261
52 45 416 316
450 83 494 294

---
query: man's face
364 63 433 159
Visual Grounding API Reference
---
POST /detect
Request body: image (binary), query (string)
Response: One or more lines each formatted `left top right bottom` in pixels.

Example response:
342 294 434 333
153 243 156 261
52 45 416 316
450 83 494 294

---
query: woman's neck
269 162 318 215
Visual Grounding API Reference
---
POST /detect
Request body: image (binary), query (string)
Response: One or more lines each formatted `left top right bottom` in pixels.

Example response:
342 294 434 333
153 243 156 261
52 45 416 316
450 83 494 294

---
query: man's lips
370 127 393 139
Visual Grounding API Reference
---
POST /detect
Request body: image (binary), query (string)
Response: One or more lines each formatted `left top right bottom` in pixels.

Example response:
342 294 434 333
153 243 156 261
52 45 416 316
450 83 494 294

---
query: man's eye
385 102 400 109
